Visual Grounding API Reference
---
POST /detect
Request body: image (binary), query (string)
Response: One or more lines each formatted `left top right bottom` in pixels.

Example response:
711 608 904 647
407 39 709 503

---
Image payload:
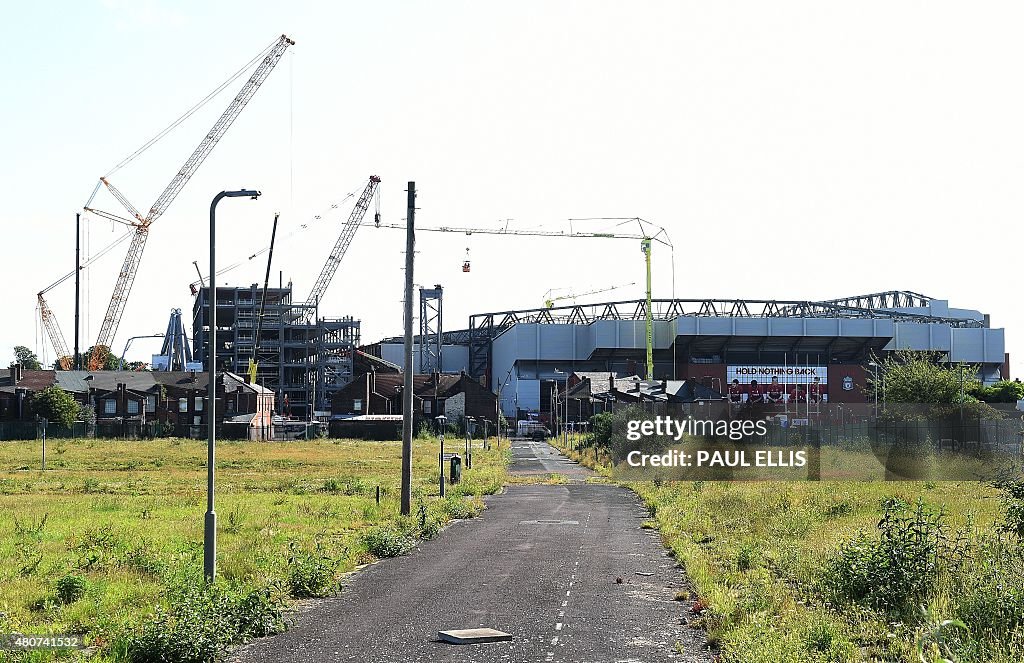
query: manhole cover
439 628 513 644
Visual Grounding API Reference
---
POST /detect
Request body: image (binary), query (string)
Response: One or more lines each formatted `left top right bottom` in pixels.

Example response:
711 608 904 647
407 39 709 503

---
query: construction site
17 32 1013 438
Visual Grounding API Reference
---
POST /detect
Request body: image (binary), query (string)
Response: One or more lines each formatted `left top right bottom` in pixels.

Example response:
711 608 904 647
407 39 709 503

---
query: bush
287 538 340 598
124 578 284 663
321 476 367 496
362 526 414 559
440 496 483 521
820 499 961 620
55 573 87 604
993 473 1024 537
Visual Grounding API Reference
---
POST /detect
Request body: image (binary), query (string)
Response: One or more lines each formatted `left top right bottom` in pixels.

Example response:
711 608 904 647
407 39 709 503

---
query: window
104 399 117 415
127 400 140 415
423 400 432 414
178 398 188 413
353 399 362 412
146 395 156 413
195 397 204 412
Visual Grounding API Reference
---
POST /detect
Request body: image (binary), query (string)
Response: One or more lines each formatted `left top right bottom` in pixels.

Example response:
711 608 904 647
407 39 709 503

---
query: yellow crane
543 282 635 309
366 218 671 380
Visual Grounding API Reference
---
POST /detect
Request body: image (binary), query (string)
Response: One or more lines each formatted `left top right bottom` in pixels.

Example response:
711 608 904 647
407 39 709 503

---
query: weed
362 526 414 559
820 499 958 620
55 573 87 604
736 541 759 571
992 473 1024 537
226 505 247 534
13 513 48 538
124 577 284 663
287 538 339 598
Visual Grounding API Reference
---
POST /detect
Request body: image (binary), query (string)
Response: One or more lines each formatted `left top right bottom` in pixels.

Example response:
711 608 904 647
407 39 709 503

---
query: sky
2 1 1022 374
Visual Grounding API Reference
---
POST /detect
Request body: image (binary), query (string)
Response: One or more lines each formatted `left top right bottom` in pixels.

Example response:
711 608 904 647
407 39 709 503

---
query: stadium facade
368 291 1008 418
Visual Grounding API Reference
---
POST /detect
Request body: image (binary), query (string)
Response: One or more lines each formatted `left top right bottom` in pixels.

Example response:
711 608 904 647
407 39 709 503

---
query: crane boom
147 35 294 224
89 34 294 364
38 294 72 370
306 175 381 306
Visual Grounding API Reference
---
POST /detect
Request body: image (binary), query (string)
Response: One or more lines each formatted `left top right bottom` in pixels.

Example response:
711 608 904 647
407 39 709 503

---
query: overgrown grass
0 436 507 662
550 434 1023 661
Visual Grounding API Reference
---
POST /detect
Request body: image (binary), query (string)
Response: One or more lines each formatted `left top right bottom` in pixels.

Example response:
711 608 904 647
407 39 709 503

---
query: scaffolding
192 284 359 418
418 284 443 374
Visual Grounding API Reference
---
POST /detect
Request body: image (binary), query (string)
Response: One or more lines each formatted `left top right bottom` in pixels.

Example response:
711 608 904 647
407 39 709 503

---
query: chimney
9 363 24 384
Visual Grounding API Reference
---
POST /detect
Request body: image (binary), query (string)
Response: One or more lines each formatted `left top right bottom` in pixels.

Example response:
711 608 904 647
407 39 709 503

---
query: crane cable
190 184 366 287
97 37 280 183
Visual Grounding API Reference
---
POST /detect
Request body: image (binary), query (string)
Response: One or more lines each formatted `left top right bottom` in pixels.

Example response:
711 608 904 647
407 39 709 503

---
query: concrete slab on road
229 438 712 662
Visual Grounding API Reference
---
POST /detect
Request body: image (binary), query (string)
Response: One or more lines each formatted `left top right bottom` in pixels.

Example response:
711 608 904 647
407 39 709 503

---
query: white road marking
555 623 563 631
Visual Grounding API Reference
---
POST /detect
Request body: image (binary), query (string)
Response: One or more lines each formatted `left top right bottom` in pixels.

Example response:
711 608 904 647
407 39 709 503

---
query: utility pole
74 213 81 369
400 183 416 516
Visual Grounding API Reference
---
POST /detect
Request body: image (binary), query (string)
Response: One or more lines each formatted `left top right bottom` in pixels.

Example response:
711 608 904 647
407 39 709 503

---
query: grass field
0 436 508 662
551 435 1024 663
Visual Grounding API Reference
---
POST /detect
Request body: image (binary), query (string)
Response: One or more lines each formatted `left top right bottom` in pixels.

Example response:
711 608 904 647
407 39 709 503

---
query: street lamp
465 416 475 469
205 189 260 583
553 369 566 445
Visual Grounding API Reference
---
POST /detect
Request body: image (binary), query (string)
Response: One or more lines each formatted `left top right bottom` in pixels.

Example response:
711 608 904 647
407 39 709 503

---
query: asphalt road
230 438 711 663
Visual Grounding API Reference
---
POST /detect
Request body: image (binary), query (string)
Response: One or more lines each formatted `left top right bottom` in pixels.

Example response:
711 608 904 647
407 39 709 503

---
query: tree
972 379 1024 404
83 345 120 371
29 386 80 428
867 350 979 405
13 346 42 370
868 350 1000 420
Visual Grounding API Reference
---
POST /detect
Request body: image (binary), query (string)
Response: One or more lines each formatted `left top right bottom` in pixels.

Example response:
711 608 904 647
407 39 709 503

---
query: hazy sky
3 1 1021 374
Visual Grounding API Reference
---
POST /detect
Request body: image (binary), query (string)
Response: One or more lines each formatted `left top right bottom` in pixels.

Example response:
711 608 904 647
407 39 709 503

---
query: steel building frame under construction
192 284 359 417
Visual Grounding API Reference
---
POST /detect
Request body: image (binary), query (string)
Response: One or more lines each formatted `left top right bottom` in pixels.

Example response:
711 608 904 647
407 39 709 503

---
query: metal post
41 418 46 470
205 189 260 583
74 213 81 370
400 183 416 516
436 415 447 498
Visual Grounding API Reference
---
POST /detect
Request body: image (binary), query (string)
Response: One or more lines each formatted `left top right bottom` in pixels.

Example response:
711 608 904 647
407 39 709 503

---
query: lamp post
553 369 566 445
465 416 475 469
205 189 260 583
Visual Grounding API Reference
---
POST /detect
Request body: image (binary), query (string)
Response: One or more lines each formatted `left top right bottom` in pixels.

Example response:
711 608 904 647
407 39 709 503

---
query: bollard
376 485 381 505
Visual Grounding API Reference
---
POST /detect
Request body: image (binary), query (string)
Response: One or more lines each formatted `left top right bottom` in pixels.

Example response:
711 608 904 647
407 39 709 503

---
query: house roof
349 372 476 400
223 372 273 394
0 369 58 394
565 373 640 399
355 350 401 374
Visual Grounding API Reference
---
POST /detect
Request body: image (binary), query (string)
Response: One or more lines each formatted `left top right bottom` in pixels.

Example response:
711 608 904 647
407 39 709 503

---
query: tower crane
80 34 294 369
306 176 381 307
365 218 672 380
543 282 635 309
